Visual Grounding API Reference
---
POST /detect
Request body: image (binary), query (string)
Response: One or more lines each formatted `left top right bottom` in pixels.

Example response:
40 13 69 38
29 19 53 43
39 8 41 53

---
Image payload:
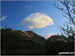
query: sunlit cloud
0 16 7 21
22 13 54 29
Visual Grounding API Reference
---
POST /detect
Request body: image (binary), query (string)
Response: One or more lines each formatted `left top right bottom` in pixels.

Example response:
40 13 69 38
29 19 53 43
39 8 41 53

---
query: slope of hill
25 31 45 44
1 28 45 55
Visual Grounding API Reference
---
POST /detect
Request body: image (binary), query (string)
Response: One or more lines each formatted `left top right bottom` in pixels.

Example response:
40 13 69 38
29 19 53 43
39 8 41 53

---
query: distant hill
16 30 45 44
1 28 45 44
25 31 45 44
1 28 45 54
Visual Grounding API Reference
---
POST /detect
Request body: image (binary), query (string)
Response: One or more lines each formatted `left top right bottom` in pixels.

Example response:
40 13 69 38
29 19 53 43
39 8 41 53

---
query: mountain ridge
1 28 45 45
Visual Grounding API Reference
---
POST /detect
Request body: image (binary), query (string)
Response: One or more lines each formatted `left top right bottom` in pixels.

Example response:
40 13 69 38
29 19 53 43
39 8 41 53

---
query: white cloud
22 13 54 29
43 34 53 39
0 16 7 21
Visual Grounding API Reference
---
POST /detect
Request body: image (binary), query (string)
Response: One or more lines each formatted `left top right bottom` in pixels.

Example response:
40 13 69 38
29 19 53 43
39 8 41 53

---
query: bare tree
53 0 75 38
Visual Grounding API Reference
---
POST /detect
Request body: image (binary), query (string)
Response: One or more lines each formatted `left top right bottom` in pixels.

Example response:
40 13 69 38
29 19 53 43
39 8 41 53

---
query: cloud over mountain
43 34 52 39
22 13 54 29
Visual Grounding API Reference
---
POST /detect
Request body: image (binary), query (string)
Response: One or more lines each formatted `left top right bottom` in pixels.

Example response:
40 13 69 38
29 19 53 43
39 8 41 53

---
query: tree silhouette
53 0 74 40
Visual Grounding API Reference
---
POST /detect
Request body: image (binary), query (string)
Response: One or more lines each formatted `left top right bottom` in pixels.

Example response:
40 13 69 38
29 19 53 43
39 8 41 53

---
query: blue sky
1 1 68 39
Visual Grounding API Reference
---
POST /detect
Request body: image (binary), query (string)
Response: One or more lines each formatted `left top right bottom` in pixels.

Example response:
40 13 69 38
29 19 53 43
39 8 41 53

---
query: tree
53 0 75 39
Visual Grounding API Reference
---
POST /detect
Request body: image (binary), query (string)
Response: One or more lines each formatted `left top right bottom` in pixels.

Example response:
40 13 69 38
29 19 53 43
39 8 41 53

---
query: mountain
16 30 45 44
1 28 74 55
1 28 45 48
1 28 46 54
25 31 45 44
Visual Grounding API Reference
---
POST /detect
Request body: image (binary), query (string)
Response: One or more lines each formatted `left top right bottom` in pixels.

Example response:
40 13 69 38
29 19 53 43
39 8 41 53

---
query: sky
1 1 68 39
